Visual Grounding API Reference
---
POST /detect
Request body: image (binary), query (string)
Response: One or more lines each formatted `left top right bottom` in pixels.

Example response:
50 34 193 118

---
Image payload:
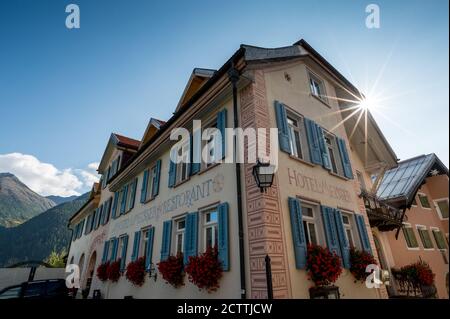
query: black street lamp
252 159 275 193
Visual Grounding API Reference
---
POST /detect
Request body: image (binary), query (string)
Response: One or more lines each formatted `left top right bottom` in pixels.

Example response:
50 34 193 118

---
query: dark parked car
0 279 71 299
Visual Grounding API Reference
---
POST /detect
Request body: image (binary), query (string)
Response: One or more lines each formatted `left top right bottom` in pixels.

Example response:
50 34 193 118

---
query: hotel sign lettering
112 174 224 233
287 167 352 203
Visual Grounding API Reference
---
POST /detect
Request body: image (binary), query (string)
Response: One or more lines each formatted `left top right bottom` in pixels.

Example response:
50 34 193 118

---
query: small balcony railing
388 269 437 299
359 190 404 231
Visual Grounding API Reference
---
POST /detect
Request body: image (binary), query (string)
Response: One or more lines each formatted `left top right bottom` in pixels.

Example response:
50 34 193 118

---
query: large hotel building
67 39 449 299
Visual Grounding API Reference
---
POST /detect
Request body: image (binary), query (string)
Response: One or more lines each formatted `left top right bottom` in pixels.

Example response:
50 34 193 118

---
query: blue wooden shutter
85 215 91 235
274 101 292 154
355 214 372 254
190 129 201 175
333 209 351 268
145 227 155 271
160 220 172 261
93 209 99 230
104 197 112 224
217 109 227 158
120 235 129 271
112 192 119 219
101 240 110 263
120 185 128 214
305 118 323 165
140 169 149 203
316 125 332 170
218 202 229 271
288 197 308 269
152 159 162 197
110 238 119 262
183 212 198 264
79 219 85 238
321 206 341 257
129 178 138 209
131 231 141 262
168 157 177 188
337 138 353 179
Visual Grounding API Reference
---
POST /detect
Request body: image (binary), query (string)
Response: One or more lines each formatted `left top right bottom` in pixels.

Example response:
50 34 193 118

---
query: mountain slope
0 193 88 267
0 173 56 227
46 195 78 205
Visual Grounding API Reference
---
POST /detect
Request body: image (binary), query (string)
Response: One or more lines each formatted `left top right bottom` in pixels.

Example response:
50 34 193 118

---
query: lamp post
252 160 275 193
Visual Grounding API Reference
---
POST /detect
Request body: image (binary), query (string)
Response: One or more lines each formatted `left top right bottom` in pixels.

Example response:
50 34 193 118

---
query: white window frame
143 164 158 203
202 207 218 252
434 198 449 220
300 201 324 247
402 223 419 250
139 227 151 258
416 225 434 250
201 117 220 171
308 71 328 103
411 196 418 207
417 192 432 210
174 217 186 255
286 112 308 161
175 140 190 185
118 235 128 262
341 211 359 250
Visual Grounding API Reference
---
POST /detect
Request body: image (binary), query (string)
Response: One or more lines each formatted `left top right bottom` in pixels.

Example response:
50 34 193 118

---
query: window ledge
310 93 331 108
406 247 420 251
328 171 350 181
289 155 316 167
174 177 191 188
198 162 220 175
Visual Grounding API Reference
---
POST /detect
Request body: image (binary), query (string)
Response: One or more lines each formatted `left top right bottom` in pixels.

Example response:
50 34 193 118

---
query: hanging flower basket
157 253 185 288
185 246 223 293
349 248 378 283
96 262 109 282
306 244 342 287
126 257 146 287
107 259 122 282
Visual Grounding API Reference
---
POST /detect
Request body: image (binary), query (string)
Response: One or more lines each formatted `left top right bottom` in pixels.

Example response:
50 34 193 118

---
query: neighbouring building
371 153 449 298
67 38 406 299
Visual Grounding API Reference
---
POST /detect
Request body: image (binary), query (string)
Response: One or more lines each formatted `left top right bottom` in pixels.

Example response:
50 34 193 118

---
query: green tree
45 249 66 268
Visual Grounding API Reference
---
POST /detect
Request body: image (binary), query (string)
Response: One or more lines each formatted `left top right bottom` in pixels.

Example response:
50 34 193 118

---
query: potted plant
349 248 377 283
125 257 146 287
185 246 223 293
306 244 343 299
96 261 109 282
157 253 185 288
107 259 122 283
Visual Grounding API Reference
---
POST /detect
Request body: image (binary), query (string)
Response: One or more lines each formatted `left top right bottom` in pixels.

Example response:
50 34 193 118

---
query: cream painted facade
67 39 400 299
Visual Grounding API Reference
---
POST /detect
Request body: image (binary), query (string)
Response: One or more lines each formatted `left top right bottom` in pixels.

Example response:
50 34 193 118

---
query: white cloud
0 153 100 197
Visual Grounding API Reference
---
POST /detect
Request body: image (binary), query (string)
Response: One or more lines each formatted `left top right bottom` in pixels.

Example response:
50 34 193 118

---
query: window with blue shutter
120 235 129 271
110 238 119 262
217 203 229 271
131 231 141 262
140 169 149 203
101 240 110 263
217 109 227 159
333 209 351 268
120 185 128 214
183 212 198 264
288 197 308 269
129 178 138 210
103 197 112 225
355 214 372 254
160 220 172 261
337 138 353 179
274 101 292 154
92 209 99 230
168 156 177 188
190 129 201 174
112 192 119 219
305 118 323 165
85 214 92 235
152 160 162 197
321 206 341 257
316 125 332 170
145 227 155 271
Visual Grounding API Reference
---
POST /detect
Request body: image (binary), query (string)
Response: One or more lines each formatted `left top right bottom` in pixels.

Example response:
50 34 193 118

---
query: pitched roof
376 153 449 205
113 133 140 150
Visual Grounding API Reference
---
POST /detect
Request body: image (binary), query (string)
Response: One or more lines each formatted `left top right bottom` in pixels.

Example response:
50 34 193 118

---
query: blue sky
0 0 448 196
